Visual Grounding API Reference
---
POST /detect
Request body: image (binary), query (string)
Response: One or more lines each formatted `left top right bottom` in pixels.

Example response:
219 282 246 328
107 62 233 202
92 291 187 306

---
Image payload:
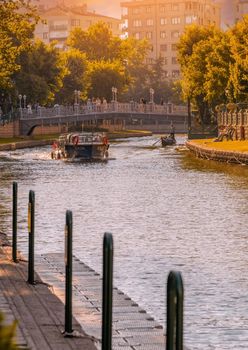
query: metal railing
17 102 188 119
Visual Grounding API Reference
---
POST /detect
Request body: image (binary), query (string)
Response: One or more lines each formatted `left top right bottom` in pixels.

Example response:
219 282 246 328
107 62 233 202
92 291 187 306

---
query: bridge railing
18 102 187 119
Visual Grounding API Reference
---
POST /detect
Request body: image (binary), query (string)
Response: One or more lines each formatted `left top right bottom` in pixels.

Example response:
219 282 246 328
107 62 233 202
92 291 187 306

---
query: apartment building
235 0 248 21
121 0 221 79
34 5 122 49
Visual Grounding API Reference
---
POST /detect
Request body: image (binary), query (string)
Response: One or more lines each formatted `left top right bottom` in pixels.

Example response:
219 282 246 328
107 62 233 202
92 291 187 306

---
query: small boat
51 132 109 161
161 134 176 147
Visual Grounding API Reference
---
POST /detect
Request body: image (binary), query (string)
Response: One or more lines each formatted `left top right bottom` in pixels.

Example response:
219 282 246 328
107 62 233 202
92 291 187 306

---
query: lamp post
149 88 154 104
74 90 80 113
18 94 23 117
111 87 117 102
23 95 27 109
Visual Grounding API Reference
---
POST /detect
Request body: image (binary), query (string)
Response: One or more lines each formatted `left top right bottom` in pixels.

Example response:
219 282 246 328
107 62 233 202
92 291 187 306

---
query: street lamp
23 95 27 109
111 87 117 102
18 94 22 109
149 88 154 103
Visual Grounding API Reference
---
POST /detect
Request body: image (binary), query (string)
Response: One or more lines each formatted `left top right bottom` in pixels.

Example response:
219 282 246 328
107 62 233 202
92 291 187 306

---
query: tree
67 21 122 61
67 22 151 101
87 60 126 101
55 49 89 104
177 25 226 123
228 15 248 103
0 0 38 91
14 40 66 105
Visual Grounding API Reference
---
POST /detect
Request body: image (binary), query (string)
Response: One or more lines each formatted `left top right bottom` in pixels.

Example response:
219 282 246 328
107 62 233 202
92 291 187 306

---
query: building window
171 30 180 38
171 44 177 51
185 15 197 24
146 6 151 13
160 31 166 38
146 31 153 39
160 44 167 51
134 32 141 39
43 32 48 39
172 70 180 78
71 19 80 26
172 3 179 11
171 17 181 24
160 17 167 25
133 7 141 14
146 18 154 26
146 58 153 64
163 57 168 64
133 19 142 27
172 57 178 64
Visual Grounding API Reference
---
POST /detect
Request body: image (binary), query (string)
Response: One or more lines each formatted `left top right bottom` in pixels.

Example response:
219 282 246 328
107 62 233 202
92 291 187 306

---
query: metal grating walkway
35 253 165 350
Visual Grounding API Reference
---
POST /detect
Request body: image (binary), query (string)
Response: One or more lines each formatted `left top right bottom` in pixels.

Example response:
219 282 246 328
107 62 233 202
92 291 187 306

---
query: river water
1 135 248 349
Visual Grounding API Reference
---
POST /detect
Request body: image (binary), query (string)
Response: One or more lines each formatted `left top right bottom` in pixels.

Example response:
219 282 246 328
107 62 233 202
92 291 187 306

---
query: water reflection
0 136 248 349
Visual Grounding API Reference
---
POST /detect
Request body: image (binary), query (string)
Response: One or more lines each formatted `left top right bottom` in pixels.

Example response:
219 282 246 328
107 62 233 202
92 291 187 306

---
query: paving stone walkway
35 253 166 350
0 232 166 349
0 234 97 350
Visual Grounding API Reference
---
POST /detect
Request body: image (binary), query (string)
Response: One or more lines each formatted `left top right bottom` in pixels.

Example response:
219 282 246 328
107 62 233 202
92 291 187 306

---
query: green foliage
0 311 19 350
228 15 248 102
87 60 126 101
0 0 39 90
177 25 231 122
14 40 66 104
67 22 122 61
55 49 89 104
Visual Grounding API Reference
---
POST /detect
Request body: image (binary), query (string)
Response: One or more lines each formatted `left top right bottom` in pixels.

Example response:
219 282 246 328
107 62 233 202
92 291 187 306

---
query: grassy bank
192 139 248 153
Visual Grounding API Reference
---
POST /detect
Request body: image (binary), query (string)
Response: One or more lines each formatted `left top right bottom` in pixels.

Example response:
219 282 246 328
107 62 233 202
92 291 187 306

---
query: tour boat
51 132 109 160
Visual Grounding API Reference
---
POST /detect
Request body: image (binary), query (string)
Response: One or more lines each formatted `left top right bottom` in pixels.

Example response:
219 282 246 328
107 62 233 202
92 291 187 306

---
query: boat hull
161 136 176 147
51 132 109 161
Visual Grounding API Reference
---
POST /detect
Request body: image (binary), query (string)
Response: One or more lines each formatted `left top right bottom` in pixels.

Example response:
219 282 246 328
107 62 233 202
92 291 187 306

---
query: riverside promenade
0 232 97 350
0 231 166 350
186 139 248 165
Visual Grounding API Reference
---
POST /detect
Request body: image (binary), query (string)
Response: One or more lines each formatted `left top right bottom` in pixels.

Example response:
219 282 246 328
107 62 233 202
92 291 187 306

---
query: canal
0 135 248 349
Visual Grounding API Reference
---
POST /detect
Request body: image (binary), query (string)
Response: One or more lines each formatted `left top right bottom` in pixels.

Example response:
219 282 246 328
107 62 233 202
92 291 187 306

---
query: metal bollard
28 190 35 284
102 232 113 350
64 210 73 335
12 182 18 262
166 271 184 350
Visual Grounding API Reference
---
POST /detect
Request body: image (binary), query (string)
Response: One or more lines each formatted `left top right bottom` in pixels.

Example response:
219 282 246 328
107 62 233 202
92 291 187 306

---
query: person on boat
169 122 175 139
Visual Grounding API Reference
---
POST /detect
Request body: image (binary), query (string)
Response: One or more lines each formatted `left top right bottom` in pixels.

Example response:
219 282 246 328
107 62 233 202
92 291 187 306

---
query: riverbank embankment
0 232 97 350
186 139 248 165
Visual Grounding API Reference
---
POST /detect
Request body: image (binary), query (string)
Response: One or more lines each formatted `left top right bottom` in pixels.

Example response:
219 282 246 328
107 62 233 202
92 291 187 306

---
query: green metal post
166 271 184 350
64 210 73 335
28 190 35 284
12 182 18 262
102 232 113 350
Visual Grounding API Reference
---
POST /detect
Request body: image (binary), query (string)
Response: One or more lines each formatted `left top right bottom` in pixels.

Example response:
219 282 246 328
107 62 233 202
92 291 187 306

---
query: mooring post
64 210 73 335
102 232 113 350
12 181 18 262
166 271 184 350
27 190 35 284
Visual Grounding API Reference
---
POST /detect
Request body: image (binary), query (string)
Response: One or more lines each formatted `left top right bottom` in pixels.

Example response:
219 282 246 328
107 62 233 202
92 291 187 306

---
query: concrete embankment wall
0 120 20 138
186 141 248 165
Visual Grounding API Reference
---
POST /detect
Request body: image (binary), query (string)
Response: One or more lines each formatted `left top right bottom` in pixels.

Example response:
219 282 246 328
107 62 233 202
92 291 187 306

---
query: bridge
18 102 188 135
